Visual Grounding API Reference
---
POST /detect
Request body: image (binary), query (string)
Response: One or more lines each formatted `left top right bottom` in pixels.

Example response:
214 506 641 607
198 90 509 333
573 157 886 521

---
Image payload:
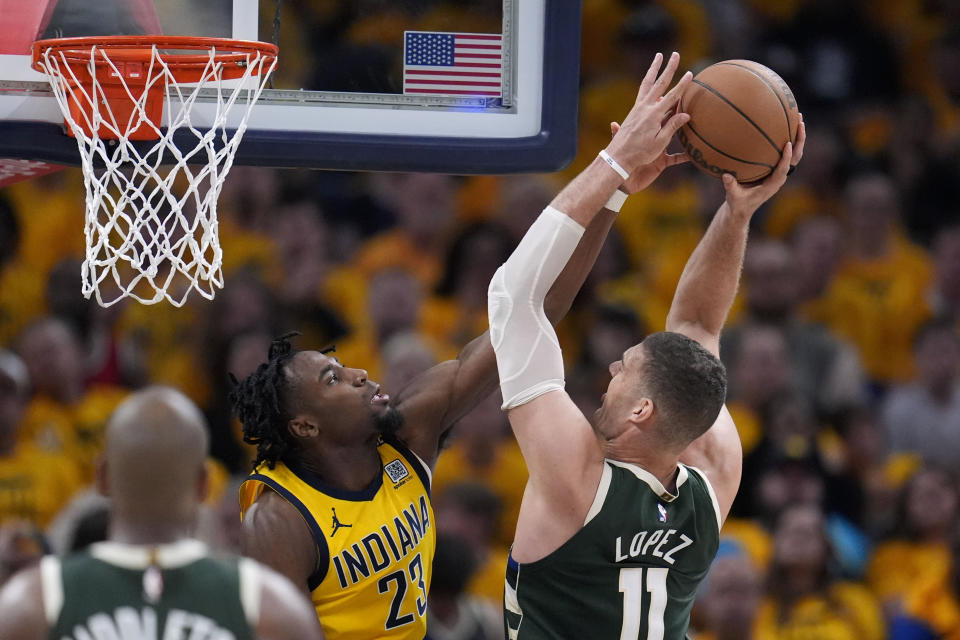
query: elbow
543 298 571 325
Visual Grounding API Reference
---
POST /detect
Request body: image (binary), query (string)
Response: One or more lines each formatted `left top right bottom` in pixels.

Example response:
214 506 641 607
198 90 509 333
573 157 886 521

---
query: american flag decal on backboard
403 31 502 97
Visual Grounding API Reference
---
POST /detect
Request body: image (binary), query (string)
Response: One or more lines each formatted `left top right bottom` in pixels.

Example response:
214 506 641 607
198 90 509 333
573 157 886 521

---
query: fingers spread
650 52 681 99
637 52 664 102
665 152 691 167
660 71 693 113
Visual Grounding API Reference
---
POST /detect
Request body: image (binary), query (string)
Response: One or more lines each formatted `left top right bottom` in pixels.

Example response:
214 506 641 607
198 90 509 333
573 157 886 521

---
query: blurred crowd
2 0 960 638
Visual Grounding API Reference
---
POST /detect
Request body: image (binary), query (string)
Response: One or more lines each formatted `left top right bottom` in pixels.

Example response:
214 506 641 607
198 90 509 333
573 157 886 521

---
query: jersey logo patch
384 459 409 484
657 503 668 523
331 507 353 537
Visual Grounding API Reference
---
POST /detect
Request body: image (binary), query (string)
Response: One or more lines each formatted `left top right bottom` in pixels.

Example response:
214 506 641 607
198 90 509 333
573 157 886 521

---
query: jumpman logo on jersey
331 508 352 537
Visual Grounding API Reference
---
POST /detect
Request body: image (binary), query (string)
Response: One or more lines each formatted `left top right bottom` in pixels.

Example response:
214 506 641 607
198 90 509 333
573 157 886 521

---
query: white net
34 41 277 307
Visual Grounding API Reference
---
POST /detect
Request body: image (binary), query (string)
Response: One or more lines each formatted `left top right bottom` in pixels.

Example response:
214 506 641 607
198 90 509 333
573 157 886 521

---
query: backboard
0 0 582 175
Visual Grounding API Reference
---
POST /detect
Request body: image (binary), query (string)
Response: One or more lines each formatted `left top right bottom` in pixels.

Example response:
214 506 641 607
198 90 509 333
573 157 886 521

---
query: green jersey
42 540 258 640
504 462 722 640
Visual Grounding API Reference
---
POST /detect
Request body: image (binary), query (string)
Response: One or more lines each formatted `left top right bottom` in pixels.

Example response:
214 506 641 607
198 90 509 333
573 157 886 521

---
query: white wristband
604 189 628 212
598 149 630 181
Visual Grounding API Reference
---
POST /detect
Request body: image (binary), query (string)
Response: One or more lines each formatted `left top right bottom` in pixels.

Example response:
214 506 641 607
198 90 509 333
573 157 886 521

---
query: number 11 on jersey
619 567 668 640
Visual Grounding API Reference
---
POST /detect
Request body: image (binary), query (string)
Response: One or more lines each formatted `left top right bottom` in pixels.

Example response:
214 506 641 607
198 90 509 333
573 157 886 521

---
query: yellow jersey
239 436 435 640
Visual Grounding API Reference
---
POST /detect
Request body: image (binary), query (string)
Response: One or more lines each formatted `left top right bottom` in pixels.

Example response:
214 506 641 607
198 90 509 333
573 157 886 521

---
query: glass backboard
0 0 581 174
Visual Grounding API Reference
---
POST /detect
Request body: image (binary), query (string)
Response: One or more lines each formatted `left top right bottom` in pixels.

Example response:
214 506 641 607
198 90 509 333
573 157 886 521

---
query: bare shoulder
253 560 326 640
0 565 47 639
678 405 742 527
241 488 318 588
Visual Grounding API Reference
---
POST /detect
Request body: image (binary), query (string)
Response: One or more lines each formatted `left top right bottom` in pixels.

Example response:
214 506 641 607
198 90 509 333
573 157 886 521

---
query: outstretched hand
722 114 806 218
604 52 693 175
610 121 690 193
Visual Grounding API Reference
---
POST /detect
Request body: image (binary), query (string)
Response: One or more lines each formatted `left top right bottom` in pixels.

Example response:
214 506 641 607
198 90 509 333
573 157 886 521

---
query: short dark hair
229 333 306 469
639 332 727 447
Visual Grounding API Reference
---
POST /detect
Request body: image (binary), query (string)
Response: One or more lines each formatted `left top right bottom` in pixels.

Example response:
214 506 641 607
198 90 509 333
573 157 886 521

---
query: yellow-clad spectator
719 518 773 571
868 468 958 618
3 170 85 277
722 324 794 459
814 173 933 383
755 504 885 640
14 318 127 484
434 482 510 607
0 197 45 348
763 128 846 239
0 351 81 529
335 268 429 383
792 215 845 319
724 240 866 416
14 318 88 455
352 173 459 288
573 5 678 179
432 393 526 551
693 553 764 640
117 297 210 407
423 222 512 350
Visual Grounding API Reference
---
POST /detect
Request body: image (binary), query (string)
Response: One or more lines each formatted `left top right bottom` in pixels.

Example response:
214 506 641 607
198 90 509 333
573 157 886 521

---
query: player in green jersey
487 52 806 639
0 386 324 640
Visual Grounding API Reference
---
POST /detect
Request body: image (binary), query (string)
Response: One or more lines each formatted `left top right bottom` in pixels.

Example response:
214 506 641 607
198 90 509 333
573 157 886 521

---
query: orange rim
32 36 278 81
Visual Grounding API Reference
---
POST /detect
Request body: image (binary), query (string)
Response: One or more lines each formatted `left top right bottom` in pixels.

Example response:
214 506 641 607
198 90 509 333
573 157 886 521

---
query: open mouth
371 386 390 406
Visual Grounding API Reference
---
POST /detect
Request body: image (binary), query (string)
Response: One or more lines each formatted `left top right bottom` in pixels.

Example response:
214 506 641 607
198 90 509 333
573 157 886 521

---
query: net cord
35 44 277 307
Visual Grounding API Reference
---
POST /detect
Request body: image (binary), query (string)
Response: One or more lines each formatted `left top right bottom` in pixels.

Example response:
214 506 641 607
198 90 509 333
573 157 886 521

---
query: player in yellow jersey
233 52 694 640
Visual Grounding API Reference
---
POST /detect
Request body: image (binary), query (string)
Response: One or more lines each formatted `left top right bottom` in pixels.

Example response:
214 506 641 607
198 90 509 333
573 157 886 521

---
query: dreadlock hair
229 332 335 470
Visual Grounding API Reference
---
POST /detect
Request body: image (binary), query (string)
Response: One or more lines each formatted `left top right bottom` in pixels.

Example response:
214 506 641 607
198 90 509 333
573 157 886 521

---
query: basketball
677 60 800 183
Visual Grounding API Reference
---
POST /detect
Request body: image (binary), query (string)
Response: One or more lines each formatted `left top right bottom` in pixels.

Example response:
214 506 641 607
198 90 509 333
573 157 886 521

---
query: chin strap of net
35 43 276 307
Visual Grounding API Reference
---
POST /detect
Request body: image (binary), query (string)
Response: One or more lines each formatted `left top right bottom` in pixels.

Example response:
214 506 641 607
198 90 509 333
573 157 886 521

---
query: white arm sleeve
488 206 585 409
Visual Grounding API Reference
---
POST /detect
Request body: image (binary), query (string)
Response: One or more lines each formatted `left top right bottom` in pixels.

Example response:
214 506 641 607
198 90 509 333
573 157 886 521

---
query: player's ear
288 416 319 438
626 397 654 428
95 456 109 497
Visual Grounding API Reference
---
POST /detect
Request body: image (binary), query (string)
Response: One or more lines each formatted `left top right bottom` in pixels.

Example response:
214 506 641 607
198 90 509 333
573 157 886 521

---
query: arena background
2 1 960 638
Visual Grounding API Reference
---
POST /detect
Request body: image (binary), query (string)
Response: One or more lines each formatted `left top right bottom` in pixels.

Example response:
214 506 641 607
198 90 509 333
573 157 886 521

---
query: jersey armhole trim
584 462 612 525
39 555 63 625
383 435 432 495
249 474 330 591
237 558 262 627
684 465 723 534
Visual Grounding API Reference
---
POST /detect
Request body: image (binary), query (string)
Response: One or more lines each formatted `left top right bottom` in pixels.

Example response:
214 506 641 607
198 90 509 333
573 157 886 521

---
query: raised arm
395 53 692 467
671 117 805 522
490 54 693 559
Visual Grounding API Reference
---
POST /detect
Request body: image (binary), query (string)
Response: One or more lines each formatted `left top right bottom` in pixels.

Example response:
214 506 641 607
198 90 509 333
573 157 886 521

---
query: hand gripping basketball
722 114 806 218
603 52 693 175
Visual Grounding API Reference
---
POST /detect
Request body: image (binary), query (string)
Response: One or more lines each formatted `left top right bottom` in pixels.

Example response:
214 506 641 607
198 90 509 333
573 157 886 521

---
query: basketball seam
716 62 791 143
685 122 775 171
691 79 781 154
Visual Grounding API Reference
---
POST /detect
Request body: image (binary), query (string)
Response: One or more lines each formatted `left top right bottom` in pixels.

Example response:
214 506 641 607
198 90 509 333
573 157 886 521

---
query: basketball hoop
31 36 278 307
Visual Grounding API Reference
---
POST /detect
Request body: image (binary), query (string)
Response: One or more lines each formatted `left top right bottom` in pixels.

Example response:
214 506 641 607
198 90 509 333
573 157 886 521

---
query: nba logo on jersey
657 503 668 523
384 459 409 484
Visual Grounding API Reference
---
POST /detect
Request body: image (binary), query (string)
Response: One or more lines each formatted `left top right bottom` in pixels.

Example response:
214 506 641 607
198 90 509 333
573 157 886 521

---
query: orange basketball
677 60 800 183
